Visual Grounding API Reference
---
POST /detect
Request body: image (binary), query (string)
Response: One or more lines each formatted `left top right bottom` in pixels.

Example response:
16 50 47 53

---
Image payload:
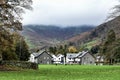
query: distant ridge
21 25 94 49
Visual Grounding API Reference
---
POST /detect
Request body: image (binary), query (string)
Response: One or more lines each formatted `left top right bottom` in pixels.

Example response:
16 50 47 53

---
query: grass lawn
0 65 120 80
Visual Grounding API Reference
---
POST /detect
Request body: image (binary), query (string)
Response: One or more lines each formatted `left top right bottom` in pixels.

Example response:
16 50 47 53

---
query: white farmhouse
29 53 39 63
52 54 64 64
96 56 104 65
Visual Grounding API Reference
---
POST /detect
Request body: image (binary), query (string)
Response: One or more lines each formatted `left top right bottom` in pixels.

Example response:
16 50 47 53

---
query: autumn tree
0 0 32 60
68 46 78 53
0 28 17 60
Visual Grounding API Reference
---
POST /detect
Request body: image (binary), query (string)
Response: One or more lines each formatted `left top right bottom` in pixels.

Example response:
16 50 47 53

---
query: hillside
90 16 120 39
21 25 94 49
67 32 91 43
68 16 120 46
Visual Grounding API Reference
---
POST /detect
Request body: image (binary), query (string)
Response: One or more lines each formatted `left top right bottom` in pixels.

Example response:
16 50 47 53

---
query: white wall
29 54 35 63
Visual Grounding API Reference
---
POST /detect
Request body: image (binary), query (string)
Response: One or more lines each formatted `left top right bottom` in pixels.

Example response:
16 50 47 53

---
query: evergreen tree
48 46 57 55
15 38 30 61
90 45 100 54
100 30 120 64
63 45 68 64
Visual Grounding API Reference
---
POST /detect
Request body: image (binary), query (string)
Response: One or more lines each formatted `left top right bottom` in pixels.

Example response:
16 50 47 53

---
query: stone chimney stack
0 0 5 4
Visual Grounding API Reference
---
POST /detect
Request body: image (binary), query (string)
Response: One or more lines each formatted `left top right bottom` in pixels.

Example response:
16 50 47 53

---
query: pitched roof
67 53 77 58
67 51 91 59
32 50 52 58
32 53 40 57
77 51 88 58
57 54 64 57
51 54 57 58
77 51 96 59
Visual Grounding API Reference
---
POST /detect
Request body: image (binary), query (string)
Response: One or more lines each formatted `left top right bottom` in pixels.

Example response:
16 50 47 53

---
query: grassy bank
0 65 120 80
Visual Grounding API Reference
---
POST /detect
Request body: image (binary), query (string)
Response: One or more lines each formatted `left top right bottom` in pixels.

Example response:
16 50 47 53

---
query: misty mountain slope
90 16 120 39
67 32 91 43
68 16 120 45
22 25 94 49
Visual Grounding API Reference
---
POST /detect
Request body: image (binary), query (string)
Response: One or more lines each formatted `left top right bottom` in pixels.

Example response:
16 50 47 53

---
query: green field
0 65 120 80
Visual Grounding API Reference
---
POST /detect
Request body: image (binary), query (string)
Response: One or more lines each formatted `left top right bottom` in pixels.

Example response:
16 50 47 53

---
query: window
44 57 46 59
84 57 86 60
90 61 92 64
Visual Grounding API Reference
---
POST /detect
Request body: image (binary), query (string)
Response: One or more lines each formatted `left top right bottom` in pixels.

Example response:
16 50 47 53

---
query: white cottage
96 56 104 65
52 54 64 64
29 53 39 63
66 53 78 64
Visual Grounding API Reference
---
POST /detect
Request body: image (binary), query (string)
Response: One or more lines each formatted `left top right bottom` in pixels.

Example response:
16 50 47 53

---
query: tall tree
0 0 32 60
15 37 30 61
63 45 68 64
49 46 57 55
90 45 100 54
100 30 118 64
12 32 30 61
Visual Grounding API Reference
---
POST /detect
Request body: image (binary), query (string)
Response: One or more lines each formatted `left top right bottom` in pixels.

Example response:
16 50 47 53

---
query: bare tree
108 1 120 19
0 0 33 31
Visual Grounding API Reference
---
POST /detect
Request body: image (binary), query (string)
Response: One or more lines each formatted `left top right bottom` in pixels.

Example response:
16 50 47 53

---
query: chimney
0 0 5 4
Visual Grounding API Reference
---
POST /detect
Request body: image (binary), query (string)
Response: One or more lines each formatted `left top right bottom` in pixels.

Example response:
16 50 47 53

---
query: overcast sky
22 0 119 27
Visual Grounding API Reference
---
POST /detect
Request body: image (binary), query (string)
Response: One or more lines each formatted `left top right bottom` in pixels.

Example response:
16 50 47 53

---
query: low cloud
22 0 118 26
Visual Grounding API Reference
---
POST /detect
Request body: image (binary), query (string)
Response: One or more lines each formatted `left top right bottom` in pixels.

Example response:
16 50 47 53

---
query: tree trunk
0 54 2 64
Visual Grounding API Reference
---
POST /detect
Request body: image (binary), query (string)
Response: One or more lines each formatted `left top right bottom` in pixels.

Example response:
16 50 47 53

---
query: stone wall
1 61 38 70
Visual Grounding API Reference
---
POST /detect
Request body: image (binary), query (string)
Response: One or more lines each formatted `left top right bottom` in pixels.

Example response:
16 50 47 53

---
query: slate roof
77 51 88 58
32 50 52 58
57 54 64 57
32 53 40 57
67 51 89 59
67 53 77 59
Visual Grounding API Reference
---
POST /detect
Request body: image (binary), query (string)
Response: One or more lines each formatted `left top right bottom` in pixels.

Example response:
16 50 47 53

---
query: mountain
90 16 120 39
67 32 91 43
22 16 120 50
68 16 120 46
21 25 94 49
